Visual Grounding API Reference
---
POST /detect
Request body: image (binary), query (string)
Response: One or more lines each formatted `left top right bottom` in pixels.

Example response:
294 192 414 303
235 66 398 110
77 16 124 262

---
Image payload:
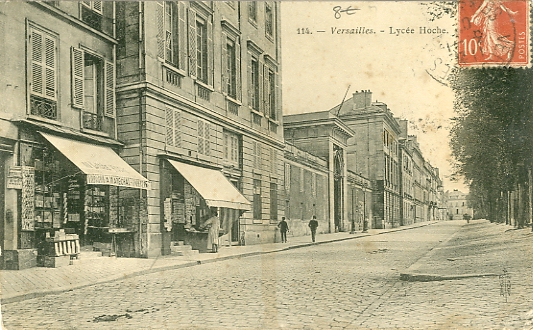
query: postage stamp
459 0 530 67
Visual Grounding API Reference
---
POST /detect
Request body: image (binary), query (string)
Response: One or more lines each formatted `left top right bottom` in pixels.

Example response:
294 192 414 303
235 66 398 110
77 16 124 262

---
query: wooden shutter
171 2 179 66
104 60 115 117
197 119 204 155
187 8 197 77
165 107 174 146
264 68 270 118
93 1 103 14
247 55 252 108
206 17 213 86
71 47 84 108
252 141 257 168
235 39 241 101
221 33 228 94
44 35 56 99
156 1 165 59
30 29 44 96
258 59 264 113
273 72 279 120
178 2 187 71
223 132 229 160
174 109 181 147
204 122 211 156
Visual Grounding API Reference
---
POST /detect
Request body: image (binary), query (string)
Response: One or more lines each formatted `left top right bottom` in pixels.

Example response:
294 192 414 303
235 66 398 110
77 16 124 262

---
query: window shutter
197 119 204 155
221 33 228 94
258 143 263 171
93 1 103 14
187 8 197 78
156 1 165 59
273 72 279 120
171 2 179 66
165 107 174 146
174 109 181 147
258 60 264 113
223 133 228 160
204 122 211 156
264 68 270 118
252 141 257 168
30 29 44 96
284 163 290 191
178 2 187 71
44 36 56 99
104 60 115 117
247 55 252 108
207 18 213 86
235 39 241 101
71 47 84 108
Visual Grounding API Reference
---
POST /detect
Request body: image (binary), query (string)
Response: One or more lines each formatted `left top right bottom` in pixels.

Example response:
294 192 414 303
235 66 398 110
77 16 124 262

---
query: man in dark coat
278 217 289 243
308 215 319 242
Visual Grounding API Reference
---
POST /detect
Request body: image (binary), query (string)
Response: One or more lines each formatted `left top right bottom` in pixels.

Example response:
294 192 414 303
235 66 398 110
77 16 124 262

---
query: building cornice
116 82 285 149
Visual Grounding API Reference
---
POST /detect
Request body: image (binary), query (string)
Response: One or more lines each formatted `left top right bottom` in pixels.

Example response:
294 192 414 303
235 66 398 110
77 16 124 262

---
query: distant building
446 190 473 220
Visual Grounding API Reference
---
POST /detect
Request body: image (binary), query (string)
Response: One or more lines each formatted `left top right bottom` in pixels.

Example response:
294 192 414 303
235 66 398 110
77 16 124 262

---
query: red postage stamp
459 0 530 67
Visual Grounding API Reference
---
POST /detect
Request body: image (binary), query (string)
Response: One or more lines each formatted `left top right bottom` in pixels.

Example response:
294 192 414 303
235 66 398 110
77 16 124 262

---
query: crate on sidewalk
43 255 71 268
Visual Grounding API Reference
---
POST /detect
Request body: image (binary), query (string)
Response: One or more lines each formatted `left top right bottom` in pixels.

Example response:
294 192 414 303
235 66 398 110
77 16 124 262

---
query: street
2 221 533 329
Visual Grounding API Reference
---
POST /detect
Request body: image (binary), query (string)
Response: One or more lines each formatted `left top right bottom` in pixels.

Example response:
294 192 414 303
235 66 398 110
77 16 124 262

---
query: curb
1 221 435 304
399 272 500 282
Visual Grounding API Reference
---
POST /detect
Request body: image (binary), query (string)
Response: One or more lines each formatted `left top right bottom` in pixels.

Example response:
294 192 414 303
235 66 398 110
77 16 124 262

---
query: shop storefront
4 129 149 269
161 160 250 254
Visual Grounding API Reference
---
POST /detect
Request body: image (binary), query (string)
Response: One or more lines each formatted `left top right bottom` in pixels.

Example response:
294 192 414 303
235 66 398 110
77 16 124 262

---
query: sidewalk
400 219 533 282
0 221 436 304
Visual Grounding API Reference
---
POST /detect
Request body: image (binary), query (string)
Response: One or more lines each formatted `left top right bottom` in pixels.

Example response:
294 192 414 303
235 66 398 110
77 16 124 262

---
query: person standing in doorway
308 215 319 242
278 217 289 243
202 208 221 253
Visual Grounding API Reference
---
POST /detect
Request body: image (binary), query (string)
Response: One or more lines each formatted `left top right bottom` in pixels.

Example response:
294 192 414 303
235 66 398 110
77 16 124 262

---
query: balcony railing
30 95 57 120
83 112 103 131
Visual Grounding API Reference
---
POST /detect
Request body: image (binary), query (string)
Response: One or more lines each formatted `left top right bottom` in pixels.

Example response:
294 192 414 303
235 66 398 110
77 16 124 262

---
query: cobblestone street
2 220 533 329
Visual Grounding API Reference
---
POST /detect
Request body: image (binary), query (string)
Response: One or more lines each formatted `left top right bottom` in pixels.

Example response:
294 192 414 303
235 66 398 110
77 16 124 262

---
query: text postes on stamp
459 0 529 67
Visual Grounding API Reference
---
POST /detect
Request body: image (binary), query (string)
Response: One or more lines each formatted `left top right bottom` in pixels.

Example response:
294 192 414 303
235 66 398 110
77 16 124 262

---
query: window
311 172 316 197
248 2 257 23
81 1 103 31
270 182 277 221
156 2 186 69
250 56 260 110
223 131 240 165
265 3 273 37
225 39 237 98
197 120 212 156
28 25 57 120
266 68 276 119
196 18 208 83
253 178 262 220
165 107 181 147
188 7 213 85
71 48 115 131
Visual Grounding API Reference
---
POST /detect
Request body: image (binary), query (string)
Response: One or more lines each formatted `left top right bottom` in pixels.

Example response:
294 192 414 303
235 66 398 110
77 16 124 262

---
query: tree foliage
450 67 533 221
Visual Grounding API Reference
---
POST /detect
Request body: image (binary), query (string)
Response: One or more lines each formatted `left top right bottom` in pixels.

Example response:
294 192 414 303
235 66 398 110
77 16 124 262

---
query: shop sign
163 198 172 232
87 174 149 190
21 166 35 231
6 166 23 189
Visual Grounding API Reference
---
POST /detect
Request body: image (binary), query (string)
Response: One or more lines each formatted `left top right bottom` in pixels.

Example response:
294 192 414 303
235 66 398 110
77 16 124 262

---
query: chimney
399 119 408 138
353 90 372 110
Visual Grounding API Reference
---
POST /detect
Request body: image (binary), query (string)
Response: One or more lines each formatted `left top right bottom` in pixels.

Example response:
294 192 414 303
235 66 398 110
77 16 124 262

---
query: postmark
459 0 530 67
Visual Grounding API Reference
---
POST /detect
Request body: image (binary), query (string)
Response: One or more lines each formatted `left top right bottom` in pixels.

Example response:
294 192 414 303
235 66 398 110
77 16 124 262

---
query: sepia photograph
0 1 532 329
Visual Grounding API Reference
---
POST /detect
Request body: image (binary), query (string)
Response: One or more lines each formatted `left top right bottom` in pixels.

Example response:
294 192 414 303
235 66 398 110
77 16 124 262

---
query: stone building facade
0 2 151 269
115 1 283 256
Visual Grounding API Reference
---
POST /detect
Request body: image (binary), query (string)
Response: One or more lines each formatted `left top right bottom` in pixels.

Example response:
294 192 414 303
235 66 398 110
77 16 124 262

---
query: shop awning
40 132 149 190
167 160 251 210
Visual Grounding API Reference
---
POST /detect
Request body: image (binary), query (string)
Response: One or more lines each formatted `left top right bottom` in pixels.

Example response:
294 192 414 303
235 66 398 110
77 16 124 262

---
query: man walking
308 215 319 242
277 217 289 243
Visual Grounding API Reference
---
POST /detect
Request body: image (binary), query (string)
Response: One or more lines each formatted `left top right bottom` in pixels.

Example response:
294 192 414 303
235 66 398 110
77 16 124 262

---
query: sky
280 1 468 192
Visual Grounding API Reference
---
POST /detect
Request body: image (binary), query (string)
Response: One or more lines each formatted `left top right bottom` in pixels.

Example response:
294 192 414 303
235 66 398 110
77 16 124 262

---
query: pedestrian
202 208 220 253
308 215 319 242
278 217 289 243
